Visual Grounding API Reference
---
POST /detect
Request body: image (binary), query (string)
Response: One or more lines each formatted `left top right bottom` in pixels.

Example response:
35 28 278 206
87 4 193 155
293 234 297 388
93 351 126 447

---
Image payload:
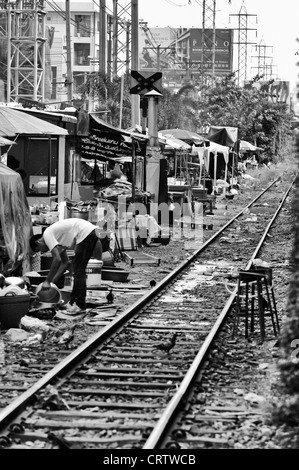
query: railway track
0 175 294 449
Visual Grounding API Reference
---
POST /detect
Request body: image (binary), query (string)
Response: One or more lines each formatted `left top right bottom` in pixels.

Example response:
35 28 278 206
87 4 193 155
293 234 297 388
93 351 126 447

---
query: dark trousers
70 230 98 309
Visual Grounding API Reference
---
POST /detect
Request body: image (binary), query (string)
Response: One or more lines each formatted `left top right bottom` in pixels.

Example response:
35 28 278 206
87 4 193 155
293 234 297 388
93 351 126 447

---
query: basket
0 294 31 329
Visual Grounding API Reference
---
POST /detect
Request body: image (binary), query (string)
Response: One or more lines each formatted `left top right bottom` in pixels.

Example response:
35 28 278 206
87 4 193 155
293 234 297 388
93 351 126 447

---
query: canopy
126 125 191 150
205 141 230 193
239 140 264 152
163 136 191 150
0 136 17 146
207 141 230 155
208 126 238 147
0 106 68 136
159 128 205 146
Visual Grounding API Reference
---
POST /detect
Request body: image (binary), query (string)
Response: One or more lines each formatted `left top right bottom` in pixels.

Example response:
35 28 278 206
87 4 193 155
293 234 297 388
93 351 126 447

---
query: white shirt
43 218 96 252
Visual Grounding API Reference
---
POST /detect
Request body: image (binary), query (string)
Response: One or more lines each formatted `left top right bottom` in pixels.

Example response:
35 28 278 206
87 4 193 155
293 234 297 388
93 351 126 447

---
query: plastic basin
101 267 129 282
0 294 31 329
26 270 65 289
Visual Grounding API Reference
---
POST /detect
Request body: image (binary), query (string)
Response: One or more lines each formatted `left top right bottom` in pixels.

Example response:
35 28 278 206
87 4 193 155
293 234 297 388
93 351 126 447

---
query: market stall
0 105 68 207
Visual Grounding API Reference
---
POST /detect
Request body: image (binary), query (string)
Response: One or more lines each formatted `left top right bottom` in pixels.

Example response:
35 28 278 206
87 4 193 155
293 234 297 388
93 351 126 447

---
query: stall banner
81 115 147 162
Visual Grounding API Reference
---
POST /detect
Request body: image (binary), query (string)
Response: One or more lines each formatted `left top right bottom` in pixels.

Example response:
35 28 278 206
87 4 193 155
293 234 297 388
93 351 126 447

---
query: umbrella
239 140 264 152
0 136 17 146
0 106 68 136
159 128 205 146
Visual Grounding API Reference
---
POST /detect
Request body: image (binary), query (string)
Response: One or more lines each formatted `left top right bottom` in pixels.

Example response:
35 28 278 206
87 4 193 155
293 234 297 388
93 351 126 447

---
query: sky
138 0 299 88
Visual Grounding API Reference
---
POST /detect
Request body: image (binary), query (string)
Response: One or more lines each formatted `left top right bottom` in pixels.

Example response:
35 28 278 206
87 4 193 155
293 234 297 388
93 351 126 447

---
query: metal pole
99 0 107 73
65 0 73 102
119 74 124 128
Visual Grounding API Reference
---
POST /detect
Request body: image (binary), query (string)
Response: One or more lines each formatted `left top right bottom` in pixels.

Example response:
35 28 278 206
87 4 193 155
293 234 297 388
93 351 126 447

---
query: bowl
4 277 25 288
35 283 62 304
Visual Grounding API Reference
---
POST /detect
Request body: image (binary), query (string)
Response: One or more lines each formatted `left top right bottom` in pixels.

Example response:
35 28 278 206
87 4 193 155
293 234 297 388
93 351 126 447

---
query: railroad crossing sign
130 70 162 96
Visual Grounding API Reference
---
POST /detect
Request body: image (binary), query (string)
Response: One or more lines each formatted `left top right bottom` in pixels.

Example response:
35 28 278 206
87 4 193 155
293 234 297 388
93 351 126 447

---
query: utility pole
99 0 107 73
65 0 73 102
131 0 140 126
112 0 118 78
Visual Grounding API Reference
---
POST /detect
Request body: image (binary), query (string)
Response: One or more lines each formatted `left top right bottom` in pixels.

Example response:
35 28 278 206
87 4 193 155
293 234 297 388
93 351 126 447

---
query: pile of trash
97 180 151 203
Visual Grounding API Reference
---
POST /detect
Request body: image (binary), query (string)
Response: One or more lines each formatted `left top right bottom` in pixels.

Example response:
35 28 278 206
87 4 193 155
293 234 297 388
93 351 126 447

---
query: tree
157 73 293 162
81 70 293 162
79 71 132 128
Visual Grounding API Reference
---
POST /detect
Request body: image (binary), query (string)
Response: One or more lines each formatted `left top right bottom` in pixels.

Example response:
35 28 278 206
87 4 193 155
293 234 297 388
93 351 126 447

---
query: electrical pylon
0 0 46 103
201 0 216 80
106 0 133 79
251 38 275 81
229 0 257 85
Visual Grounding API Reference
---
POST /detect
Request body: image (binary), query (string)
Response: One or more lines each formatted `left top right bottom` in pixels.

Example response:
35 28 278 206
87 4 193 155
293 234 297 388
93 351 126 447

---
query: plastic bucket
86 259 103 288
0 294 31 329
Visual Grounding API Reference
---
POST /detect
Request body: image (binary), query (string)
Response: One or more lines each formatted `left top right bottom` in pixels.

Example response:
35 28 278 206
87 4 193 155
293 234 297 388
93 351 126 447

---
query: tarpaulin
0 163 32 274
207 126 238 147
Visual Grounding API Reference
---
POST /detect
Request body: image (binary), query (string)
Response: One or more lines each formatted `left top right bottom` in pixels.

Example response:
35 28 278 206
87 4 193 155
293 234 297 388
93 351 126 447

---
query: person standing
29 218 102 314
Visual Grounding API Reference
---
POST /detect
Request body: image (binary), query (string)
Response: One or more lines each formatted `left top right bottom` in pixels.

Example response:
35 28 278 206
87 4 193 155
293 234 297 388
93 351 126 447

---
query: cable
164 0 192 6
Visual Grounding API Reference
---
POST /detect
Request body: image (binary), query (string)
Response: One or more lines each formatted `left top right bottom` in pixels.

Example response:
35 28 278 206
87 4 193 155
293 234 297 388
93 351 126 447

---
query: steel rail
0 176 282 432
245 176 296 270
143 176 296 449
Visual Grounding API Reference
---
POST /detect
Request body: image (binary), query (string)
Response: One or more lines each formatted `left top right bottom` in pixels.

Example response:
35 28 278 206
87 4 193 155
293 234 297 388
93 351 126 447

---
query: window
75 15 91 38
74 43 90 66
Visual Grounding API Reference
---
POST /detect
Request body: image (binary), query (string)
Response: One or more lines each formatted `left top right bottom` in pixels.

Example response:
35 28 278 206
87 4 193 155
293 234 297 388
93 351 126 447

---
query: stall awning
0 106 69 136
239 140 264 152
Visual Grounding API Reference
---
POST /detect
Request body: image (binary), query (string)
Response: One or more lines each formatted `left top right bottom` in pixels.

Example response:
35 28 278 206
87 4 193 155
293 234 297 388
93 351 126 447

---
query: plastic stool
232 270 280 340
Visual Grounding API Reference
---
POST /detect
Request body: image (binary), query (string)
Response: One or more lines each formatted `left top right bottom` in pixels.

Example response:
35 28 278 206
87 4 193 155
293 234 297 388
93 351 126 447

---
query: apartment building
46 1 100 104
